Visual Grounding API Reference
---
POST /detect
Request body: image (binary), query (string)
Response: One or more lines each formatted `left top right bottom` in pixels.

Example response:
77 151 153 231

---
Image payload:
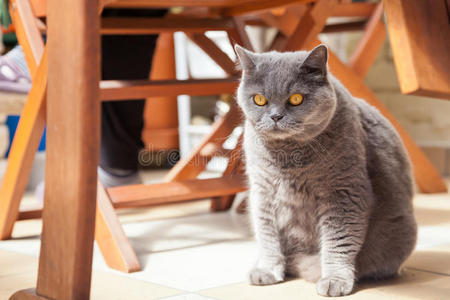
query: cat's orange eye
253 94 267 106
289 93 304 106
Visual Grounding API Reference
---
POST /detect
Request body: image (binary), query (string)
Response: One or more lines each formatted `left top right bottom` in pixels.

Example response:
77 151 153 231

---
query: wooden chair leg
0 0 47 240
281 0 337 51
95 182 141 273
227 16 254 51
348 2 386 78
0 52 47 240
163 103 242 182
143 33 179 151
187 33 238 76
10 0 45 75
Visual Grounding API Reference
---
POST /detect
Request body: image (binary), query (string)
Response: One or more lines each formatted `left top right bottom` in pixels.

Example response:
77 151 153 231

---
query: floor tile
0 249 38 277
91 270 183 300
413 195 450 227
130 239 256 292
0 271 38 299
0 250 184 300
198 268 450 300
122 210 251 255
405 244 450 276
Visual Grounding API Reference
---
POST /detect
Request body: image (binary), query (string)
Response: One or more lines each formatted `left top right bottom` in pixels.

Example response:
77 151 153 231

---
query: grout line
91 268 191 295
404 267 450 277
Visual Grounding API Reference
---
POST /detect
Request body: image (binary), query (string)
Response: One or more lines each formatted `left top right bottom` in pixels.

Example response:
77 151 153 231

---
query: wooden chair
1 0 447 276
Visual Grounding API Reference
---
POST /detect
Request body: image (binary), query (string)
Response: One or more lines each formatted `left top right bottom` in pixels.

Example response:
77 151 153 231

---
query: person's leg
99 9 166 186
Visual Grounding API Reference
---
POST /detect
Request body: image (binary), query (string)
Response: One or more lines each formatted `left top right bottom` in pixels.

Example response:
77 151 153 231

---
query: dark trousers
99 9 166 171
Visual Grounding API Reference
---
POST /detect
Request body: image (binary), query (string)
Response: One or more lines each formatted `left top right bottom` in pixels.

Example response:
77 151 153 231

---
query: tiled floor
0 176 449 299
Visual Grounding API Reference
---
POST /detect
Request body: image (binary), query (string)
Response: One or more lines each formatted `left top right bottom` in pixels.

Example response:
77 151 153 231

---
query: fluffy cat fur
235 44 417 297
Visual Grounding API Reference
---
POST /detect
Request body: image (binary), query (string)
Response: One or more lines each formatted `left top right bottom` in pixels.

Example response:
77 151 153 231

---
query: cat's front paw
249 267 284 285
316 276 354 297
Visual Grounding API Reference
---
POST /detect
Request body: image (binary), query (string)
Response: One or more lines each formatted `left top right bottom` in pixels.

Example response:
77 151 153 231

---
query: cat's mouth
270 124 284 132
267 124 292 136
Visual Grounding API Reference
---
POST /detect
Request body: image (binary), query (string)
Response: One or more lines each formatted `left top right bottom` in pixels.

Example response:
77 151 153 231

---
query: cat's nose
271 114 284 122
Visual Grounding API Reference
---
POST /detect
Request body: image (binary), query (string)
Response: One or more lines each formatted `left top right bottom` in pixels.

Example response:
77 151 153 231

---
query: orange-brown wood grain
28 0 46 17
348 2 386 78
101 17 234 34
282 0 337 52
227 16 254 51
108 175 247 208
332 2 376 17
187 33 239 76
100 78 239 100
143 33 179 151
384 0 450 99
35 0 100 298
95 182 141 273
0 0 46 241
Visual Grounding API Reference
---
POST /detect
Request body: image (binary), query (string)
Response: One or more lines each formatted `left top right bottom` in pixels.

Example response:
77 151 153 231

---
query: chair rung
107 175 247 209
100 78 239 100
17 175 247 219
17 207 43 220
101 17 234 35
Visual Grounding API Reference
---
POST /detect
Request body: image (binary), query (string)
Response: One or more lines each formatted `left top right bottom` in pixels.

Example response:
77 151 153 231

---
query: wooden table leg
10 0 100 299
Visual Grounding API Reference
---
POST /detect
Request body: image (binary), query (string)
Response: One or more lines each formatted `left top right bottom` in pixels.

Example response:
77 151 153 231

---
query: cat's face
235 45 337 141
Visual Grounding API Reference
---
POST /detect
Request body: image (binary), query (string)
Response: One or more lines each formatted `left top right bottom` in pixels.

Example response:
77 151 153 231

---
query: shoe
0 46 31 94
97 166 142 188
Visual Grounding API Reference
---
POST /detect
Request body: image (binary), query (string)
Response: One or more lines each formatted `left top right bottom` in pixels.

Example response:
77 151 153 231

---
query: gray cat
235 44 417 297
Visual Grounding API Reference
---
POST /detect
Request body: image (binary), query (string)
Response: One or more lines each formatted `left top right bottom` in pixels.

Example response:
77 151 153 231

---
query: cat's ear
301 44 328 77
235 44 257 72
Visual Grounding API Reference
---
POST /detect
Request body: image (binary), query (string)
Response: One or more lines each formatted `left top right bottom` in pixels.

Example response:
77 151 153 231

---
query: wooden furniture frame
383 0 450 99
4 0 447 299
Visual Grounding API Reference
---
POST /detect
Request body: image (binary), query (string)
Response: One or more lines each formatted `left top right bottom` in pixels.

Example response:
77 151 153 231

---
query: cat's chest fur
246 149 324 254
244 124 338 254
275 178 320 254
